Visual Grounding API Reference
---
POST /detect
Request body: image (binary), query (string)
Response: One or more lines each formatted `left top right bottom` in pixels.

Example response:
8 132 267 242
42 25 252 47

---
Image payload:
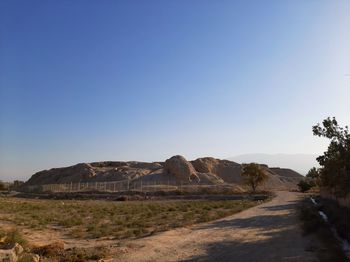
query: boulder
18 253 40 262
164 155 199 182
13 244 23 256
31 241 64 257
0 243 23 262
0 248 16 262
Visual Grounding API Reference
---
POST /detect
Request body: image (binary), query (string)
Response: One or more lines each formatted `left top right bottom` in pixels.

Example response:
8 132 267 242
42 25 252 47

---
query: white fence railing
24 180 238 193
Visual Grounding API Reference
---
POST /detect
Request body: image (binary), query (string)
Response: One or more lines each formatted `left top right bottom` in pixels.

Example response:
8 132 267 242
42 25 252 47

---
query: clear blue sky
1 1 350 181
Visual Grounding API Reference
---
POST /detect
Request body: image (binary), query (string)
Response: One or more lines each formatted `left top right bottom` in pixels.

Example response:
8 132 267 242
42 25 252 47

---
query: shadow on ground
183 200 316 262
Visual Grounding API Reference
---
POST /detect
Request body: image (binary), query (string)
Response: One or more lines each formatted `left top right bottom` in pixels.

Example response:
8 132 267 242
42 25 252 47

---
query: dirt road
114 191 316 262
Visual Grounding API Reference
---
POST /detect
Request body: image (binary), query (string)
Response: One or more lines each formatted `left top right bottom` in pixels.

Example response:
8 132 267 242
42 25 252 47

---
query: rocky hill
24 155 304 190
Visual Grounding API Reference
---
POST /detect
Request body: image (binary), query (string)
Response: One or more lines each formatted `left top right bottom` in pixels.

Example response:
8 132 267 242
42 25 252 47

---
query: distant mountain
227 153 319 175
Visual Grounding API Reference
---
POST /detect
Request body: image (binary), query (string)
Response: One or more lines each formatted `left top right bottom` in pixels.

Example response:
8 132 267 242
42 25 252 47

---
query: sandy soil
113 191 317 262
0 191 318 261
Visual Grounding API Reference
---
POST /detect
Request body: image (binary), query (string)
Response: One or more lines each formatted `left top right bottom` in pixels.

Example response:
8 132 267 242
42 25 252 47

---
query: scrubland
0 197 256 240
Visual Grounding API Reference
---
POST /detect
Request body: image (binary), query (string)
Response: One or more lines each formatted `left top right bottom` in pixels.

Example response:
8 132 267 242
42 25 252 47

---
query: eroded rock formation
24 155 303 189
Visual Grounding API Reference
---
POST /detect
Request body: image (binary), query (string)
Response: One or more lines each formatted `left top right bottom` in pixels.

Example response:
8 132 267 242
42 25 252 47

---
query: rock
164 155 199 182
13 244 23 256
25 163 96 185
31 241 64 257
191 157 243 183
0 248 17 262
24 161 164 186
18 253 40 262
196 172 224 184
32 254 40 262
191 157 219 173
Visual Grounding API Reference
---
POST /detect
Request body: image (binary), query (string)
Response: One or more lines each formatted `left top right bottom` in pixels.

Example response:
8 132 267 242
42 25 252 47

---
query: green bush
297 180 312 192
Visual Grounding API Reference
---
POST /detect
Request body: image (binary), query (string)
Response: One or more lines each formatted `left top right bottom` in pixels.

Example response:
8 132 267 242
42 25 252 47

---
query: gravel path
114 191 317 262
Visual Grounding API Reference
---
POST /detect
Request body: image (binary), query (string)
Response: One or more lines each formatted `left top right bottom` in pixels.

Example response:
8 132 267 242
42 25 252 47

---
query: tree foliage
297 180 312 193
0 181 5 191
241 163 268 192
305 167 320 187
10 180 24 190
312 117 350 196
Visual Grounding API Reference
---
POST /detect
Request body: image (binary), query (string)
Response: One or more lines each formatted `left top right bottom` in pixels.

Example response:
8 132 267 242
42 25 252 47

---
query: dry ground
0 198 256 242
113 191 317 262
0 192 318 261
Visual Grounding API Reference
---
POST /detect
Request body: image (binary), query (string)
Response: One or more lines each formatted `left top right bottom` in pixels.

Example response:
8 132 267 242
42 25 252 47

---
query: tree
312 117 350 196
241 163 268 192
297 180 312 193
306 167 320 187
0 181 6 191
11 180 24 190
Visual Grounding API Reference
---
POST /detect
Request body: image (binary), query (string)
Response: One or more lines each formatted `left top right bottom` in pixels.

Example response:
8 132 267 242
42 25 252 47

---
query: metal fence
24 180 238 194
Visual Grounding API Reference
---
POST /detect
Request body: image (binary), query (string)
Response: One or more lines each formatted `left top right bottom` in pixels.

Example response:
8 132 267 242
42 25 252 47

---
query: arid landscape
0 153 347 261
1 1 350 261
2 144 350 262
1 155 309 261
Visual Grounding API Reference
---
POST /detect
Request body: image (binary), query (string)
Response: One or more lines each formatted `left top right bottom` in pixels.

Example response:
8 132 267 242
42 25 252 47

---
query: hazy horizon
1 1 350 181
228 153 319 175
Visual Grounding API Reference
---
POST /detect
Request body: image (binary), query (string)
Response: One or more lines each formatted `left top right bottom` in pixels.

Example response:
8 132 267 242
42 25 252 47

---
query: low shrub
0 229 27 248
297 180 312 192
298 198 348 261
0 197 260 240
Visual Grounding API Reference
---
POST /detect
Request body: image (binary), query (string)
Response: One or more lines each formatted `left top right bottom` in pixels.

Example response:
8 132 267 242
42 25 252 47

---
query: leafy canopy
241 163 268 192
312 117 350 196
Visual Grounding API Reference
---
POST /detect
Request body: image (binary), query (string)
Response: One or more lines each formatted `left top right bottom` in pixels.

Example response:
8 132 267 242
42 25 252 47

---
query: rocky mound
259 165 302 190
190 158 303 189
24 155 304 190
25 161 163 186
267 167 304 187
26 163 96 185
269 167 303 178
164 155 199 182
191 157 242 184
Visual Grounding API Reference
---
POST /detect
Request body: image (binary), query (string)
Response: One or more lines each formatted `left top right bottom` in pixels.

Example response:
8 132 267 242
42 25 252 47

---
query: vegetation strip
0 197 258 239
299 197 349 261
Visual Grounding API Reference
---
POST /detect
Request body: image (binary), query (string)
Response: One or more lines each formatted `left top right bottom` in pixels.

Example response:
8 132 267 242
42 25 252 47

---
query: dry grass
31 243 109 262
0 197 257 240
0 228 27 249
